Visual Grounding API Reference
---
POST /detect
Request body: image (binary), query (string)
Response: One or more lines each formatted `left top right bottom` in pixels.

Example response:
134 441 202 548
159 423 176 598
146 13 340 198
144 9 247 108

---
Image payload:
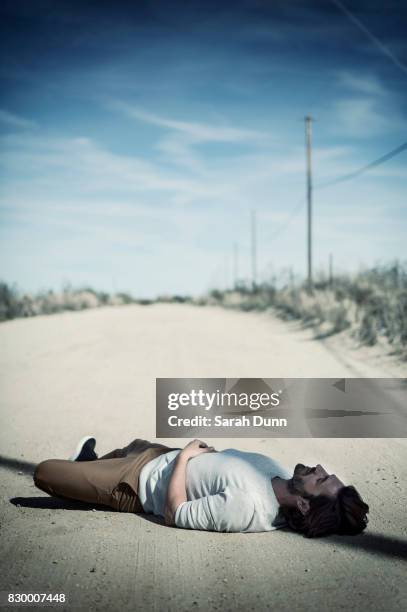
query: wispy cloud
333 98 387 137
0 132 199 196
337 71 386 97
332 96 407 138
111 102 264 143
107 101 269 172
328 71 407 138
0 108 38 130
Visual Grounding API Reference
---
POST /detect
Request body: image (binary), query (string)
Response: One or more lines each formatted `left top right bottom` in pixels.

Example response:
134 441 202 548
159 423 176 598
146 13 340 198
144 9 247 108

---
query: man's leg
34 457 148 512
34 442 175 512
34 458 126 508
99 438 172 460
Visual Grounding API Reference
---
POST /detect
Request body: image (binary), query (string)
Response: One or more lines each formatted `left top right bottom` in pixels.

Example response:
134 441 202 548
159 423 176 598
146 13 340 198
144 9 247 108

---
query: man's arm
164 439 214 526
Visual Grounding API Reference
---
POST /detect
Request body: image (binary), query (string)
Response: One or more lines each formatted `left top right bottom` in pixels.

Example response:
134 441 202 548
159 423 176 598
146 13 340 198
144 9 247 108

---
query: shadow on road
10 496 168 525
10 496 113 512
327 532 407 561
0 454 36 475
278 527 407 560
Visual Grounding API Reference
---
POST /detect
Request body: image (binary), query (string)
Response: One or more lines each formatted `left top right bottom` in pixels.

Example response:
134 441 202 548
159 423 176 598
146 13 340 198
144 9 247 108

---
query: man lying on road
34 436 369 538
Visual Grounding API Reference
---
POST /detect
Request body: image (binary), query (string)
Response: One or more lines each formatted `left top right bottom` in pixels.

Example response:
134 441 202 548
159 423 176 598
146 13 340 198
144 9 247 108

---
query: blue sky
0 0 406 297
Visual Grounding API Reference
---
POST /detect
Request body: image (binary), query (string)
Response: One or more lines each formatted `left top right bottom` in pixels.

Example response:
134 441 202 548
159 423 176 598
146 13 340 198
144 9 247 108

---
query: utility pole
329 253 333 288
233 242 239 289
251 209 257 291
305 116 313 292
224 254 229 291
289 267 294 290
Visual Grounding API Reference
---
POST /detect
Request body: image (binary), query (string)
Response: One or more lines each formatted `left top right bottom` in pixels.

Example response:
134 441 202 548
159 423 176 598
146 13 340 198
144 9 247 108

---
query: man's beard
287 463 315 495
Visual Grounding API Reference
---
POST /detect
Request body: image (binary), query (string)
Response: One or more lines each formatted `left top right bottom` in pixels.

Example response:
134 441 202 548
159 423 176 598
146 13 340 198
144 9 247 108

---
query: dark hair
280 485 369 538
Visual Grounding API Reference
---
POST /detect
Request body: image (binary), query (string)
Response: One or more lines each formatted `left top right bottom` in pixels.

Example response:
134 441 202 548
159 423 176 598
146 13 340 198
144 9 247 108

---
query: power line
316 140 407 189
267 196 306 241
330 0 407 78
265 138 406 242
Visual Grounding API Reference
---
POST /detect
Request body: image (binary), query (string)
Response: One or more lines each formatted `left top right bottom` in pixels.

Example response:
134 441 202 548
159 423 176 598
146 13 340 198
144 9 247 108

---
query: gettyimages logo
156 377 407 438
167 386 281 411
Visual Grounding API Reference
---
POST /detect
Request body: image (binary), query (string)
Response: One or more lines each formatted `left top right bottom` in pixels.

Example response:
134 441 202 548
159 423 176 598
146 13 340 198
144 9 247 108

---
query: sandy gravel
0 303 406 612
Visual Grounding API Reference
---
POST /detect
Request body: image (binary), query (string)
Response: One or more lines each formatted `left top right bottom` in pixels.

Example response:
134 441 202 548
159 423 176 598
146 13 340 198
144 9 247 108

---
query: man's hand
180 439 215 461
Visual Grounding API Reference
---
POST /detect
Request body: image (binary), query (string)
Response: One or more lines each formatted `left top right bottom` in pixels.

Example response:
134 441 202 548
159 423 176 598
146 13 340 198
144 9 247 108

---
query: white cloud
328 71 407 138
0 132 200 196
330 97 406 138
337 71 386 97
0 108 38 130
109 101 265 143
107 101 271 172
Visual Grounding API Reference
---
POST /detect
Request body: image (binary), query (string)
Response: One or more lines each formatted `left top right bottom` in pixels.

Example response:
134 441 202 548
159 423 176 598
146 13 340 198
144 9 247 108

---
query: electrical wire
266 196 306 241
316 140 407 189
265 138 407 240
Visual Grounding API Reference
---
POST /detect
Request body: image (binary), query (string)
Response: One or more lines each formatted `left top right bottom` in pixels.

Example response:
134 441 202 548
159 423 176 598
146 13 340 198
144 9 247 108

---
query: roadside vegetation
0 282 191 322
199 262 407 360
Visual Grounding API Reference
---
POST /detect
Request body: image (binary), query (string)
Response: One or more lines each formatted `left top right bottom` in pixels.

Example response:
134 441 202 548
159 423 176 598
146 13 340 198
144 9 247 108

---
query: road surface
0 303 406 611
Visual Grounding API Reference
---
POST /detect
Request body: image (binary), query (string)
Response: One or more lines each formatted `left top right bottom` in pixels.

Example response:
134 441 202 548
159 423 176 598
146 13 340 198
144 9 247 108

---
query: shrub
358 313 378 346
329 304 350 333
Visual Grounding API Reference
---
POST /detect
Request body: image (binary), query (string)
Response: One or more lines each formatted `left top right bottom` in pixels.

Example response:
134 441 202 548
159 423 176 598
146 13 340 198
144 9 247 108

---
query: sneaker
69 435 98 461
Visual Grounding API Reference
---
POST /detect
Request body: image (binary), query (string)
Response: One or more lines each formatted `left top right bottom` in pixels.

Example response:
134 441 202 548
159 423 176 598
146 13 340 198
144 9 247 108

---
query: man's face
290 463 345 499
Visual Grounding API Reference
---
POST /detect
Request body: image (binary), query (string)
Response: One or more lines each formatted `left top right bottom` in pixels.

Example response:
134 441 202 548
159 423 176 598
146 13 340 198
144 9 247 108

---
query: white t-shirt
138 448 292 533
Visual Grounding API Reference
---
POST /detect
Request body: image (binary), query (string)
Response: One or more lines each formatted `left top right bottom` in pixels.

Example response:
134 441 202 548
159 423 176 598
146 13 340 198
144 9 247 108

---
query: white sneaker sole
69 435 96 461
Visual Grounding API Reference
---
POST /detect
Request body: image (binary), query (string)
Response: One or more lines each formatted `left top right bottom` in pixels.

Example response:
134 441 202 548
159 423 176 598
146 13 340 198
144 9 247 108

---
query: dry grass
0 283 194 322
200 262 407 359
0 284 135 320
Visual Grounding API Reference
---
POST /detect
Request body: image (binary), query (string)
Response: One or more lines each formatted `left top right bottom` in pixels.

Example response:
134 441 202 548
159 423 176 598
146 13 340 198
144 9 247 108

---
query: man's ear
296 496 310 516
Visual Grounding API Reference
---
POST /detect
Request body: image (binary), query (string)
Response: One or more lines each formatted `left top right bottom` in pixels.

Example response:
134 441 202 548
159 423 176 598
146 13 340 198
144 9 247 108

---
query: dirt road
1 304 406 611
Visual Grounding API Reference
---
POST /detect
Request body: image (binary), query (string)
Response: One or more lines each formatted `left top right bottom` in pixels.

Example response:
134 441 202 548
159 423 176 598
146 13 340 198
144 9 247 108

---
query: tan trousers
33 438 177 513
